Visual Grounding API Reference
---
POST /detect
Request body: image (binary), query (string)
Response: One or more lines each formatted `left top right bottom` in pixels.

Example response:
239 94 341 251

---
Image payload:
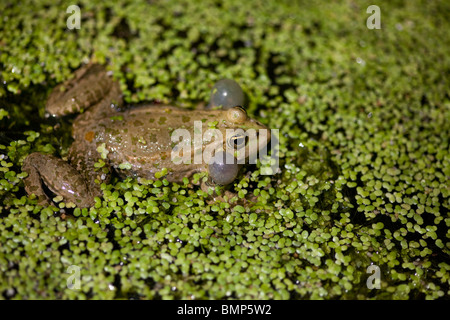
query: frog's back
79 105 221 180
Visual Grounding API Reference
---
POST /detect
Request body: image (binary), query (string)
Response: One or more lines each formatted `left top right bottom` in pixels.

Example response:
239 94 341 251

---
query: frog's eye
226 106 247 124
227 133 248 149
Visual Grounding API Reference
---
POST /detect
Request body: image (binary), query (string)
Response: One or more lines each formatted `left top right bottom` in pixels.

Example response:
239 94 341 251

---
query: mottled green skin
22 63 269 207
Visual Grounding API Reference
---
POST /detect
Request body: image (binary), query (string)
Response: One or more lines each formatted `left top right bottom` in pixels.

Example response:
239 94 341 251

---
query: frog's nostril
252 119 264 127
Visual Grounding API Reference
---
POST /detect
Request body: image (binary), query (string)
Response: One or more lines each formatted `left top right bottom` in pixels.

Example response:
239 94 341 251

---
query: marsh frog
23 63 270 207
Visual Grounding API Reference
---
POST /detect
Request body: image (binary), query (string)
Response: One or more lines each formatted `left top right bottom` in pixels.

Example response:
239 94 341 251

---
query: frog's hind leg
22 153 96 207
22 143 112 208
46 63 123 118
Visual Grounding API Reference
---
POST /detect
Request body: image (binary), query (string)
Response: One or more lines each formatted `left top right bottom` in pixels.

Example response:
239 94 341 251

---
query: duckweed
1 0 449 300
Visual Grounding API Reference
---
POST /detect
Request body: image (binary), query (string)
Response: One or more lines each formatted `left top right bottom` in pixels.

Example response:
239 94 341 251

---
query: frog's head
223 106 271 164
207 106 271 185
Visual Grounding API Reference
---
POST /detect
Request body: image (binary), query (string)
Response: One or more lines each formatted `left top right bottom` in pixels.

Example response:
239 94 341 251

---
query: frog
22 63 271 207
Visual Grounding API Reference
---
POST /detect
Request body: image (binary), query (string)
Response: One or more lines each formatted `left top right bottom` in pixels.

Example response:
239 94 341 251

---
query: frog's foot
22 152 96 208
46 63 123 118
200 179 216 195
200 180 236 203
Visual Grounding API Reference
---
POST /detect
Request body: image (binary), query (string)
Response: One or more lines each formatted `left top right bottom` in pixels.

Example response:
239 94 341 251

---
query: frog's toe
208 79 245 110
207 151 240 186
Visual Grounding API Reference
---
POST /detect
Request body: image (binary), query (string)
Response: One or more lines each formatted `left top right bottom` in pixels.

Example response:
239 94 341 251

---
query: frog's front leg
22 153 96 207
